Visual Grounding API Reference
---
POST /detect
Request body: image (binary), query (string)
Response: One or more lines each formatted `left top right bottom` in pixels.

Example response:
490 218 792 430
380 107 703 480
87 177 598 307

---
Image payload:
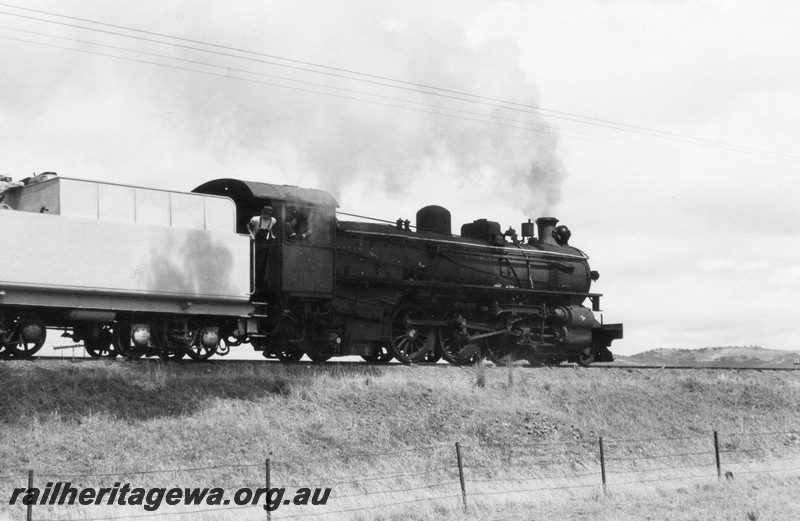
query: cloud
31 1 564 215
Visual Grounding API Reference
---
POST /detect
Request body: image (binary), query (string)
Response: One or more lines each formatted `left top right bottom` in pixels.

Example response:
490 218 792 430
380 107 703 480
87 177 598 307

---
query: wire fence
3 430 799 521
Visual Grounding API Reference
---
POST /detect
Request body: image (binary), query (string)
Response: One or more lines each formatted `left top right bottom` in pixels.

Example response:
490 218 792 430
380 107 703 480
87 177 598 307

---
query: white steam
0 1 565 217
143 2 566 216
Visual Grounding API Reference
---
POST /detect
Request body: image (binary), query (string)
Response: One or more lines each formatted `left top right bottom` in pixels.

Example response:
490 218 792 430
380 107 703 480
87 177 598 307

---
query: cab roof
193 178 338 208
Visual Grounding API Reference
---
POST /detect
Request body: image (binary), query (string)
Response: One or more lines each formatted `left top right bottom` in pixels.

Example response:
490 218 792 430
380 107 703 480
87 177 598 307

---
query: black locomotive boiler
194 179 623 366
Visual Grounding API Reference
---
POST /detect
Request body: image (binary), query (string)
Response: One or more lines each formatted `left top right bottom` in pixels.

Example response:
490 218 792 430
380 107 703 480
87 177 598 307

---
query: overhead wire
5 31 799 179
0 25 562 136
0 3 798 167
1 7 799 183
0 4 793 164
0 34 560 137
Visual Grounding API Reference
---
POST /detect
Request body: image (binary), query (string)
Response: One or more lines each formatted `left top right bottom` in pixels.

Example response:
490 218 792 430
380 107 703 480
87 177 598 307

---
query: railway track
4 354 799 371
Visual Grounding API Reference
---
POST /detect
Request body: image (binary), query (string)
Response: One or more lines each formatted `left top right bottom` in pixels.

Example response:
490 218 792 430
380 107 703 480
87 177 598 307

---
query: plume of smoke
146 1 565 216
0 0 565 217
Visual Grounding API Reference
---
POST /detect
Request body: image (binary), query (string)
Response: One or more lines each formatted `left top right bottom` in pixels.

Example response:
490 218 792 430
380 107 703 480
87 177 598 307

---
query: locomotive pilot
248 205 277 295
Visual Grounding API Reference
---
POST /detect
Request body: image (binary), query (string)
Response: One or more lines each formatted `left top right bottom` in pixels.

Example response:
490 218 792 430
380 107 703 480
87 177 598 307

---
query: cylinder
536 217 559 245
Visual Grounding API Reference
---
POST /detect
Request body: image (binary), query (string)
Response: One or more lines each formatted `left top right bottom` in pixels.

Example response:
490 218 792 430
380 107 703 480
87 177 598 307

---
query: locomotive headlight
590 270 600 282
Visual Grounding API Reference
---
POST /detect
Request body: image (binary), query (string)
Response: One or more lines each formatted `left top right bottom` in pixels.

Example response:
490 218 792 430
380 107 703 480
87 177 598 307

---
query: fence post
455 442 467 510
266 458 271 521
713 431 721 480
27 469 34 521
598 437 607 493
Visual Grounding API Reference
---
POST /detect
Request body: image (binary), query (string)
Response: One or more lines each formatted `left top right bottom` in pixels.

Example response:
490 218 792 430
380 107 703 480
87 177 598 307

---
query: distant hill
616 346 800 368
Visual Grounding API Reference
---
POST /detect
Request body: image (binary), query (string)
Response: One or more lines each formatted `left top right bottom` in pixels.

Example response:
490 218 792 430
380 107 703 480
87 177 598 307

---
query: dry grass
0 361 798 520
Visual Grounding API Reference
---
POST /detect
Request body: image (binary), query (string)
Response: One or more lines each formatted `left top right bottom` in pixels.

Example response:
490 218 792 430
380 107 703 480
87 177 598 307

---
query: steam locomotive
0 174 622 365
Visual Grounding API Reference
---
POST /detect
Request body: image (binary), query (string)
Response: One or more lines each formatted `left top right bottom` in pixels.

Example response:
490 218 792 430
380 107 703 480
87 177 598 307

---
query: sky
1 1 798 355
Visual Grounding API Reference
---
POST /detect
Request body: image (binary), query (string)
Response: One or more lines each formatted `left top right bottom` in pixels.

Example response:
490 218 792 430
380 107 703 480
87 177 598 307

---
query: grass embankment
0 360 798 520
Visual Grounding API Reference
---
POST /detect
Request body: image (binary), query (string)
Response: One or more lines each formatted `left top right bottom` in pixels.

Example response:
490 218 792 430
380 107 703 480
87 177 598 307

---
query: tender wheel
362 344 394 364
6 320 46 358
83 326 117 358
114 322 147 360
186 343 215 361
388 305 434 364
0 318 11 357
437 308 481 366
150 319 214 361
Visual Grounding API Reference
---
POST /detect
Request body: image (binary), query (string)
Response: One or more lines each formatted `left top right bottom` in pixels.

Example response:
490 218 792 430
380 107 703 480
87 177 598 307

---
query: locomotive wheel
526 356 546 367
114 322 146 360
576 347 595 367
437 308 480 366
84 326 117 358
305 326 339 363
305 350 332 363
362 345 394 364
388 305 434 364
6 320 46 358
485 335 513 366
421 350 442 364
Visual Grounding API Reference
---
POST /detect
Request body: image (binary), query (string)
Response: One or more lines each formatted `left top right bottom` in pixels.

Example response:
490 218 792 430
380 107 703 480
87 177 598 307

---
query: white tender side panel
0 208 251 301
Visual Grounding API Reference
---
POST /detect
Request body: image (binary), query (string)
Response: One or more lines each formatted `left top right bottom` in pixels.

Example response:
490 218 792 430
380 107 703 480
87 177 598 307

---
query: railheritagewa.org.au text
9 482 332 512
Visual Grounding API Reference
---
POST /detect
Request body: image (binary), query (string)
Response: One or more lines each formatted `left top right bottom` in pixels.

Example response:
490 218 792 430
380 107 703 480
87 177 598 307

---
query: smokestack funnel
536 217 559 245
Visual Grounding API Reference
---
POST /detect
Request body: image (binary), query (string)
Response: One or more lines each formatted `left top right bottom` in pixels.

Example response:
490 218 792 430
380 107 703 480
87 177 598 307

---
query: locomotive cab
193 179 338 299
